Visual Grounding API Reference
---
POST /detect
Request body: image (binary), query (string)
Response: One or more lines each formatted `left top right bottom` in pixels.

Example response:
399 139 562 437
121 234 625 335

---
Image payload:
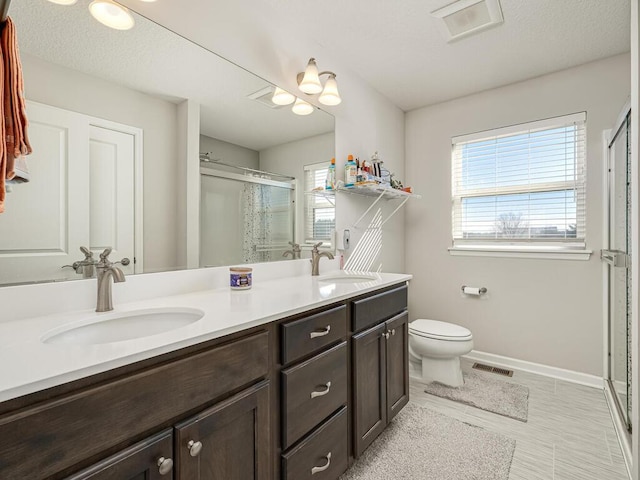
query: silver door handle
187 440 202 457
310 381 331 398
601 249 630 267
157 457 173 475
311 452 331 474
310 325 331 338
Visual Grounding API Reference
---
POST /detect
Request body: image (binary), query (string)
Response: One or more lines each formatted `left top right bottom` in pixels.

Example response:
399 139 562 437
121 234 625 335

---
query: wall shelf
310 184 421 228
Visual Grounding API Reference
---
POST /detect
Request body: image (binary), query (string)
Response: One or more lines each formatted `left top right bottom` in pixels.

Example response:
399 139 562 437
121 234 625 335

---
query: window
304 163 335 244
451 112 587 256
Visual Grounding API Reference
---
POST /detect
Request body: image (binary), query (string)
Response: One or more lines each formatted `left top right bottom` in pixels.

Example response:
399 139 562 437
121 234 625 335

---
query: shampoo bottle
325 158 336 190
344 154 357 187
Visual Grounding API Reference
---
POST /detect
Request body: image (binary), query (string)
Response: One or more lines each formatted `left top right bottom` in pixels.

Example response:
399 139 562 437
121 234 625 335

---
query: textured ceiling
119 0 631 112
256 0 631 111
10 0 334 151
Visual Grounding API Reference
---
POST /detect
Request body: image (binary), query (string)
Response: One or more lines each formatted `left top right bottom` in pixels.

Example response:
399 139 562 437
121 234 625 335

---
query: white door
0 103 137 285
89 125 135 275
0 102 90 285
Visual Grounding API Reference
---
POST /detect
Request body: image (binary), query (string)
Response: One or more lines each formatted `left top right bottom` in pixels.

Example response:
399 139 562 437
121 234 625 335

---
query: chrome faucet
95 248 129 312
310 242 334 276
283 241 302 260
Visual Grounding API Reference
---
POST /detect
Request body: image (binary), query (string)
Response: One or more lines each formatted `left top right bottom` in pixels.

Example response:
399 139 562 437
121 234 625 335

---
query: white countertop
0 271 411 403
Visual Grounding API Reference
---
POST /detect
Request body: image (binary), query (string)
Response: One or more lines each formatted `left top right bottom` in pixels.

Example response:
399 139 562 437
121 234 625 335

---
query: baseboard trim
464 350 603 389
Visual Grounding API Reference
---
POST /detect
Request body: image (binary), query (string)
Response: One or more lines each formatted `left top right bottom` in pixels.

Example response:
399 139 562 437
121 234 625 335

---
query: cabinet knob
187 440 203 457
310 381 332 399
311 452 332 475
382 332 389 340
390 328 396 336
157 457 173 475
310 325 331 339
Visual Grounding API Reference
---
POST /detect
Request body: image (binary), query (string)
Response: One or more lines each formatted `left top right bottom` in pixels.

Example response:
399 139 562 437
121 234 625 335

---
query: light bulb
318 74 342 106
298 58 323 94
272 87 295 106
292 98 314 116
89 0 135 30
47 0 78 4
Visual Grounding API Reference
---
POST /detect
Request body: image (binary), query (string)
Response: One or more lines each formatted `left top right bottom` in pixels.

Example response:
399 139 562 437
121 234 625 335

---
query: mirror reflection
0 0 335 286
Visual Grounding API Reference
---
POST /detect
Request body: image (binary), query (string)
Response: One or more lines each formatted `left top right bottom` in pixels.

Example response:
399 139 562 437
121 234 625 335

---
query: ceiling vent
247 86 285 109
431 0 504 43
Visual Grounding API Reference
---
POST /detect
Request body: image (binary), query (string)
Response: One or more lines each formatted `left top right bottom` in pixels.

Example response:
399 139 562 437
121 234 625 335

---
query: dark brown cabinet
66 430 174 480
175 380 270 480
352 291 409 458
2 281 410 480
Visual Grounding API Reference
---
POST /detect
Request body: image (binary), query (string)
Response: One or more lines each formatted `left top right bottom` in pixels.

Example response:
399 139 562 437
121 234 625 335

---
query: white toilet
408 319 473 387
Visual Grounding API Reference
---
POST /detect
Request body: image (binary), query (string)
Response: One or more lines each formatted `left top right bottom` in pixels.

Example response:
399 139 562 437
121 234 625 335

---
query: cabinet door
174 381 270 480
385 312 409 422
65 429 174 480
352 323 387 458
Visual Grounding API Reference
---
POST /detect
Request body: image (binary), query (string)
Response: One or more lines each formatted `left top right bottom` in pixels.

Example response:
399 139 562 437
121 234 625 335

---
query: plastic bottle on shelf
325 158 336 190
344 154 357 187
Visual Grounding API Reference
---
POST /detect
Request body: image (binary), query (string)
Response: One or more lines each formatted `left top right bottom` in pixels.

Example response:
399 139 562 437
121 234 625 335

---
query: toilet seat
409 319 472 342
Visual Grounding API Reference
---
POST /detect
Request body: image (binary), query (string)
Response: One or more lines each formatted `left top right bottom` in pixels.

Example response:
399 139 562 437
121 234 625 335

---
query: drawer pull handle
187 440 203 457
311 452 332 474
310 381 332 398
310 325 331 339
157 457 174 475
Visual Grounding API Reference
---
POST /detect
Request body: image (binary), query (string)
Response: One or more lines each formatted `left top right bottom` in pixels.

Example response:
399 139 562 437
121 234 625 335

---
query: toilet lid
409 319 472 340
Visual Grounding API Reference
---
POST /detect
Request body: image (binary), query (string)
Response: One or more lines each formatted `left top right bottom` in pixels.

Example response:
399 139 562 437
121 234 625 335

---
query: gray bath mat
424 370 529 422
339 402 515 480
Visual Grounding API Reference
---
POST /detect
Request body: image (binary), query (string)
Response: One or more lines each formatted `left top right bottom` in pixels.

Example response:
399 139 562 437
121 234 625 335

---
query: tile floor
409 359 630 480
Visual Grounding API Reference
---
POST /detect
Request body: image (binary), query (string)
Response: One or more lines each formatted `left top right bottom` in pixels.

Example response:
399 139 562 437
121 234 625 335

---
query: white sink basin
317 273 378 283
42 308 204 345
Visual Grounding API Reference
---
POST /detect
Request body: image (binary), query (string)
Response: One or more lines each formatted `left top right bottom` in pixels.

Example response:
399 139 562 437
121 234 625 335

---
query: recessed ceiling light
46 0 79 4
431 0 504 43
89 0 135 30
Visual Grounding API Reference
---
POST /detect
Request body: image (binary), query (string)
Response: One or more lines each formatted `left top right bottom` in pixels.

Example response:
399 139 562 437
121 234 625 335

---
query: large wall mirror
0 0 335 286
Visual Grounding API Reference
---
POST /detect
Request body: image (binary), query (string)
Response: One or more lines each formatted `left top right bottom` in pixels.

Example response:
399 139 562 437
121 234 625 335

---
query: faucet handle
115 258 131 267
312 242 323 252
79 246 94 260
100 248 113 261
288 241 301 252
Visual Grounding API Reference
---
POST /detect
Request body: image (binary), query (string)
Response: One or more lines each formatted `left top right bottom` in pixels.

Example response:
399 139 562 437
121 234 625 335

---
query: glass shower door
604 111 632 431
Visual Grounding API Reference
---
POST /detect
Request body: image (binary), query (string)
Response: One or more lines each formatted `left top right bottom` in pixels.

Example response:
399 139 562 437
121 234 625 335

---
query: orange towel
0 17 31 214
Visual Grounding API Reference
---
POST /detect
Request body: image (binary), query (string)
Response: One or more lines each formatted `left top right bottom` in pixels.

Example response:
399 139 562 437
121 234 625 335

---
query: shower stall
200 161 296 267
603 103 632 466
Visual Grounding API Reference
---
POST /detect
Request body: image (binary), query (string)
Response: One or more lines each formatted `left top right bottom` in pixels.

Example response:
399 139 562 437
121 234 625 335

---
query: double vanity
0 263 411 479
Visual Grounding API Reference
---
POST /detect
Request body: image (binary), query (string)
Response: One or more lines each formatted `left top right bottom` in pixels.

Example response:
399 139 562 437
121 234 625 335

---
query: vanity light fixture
297 58 342 106
291 98 314 116
46 0 79 4
89 0 135 31
271 87 296 106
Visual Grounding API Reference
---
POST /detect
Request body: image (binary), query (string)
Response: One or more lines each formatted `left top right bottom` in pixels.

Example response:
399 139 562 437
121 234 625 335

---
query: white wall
22 53 180 274
405 53 630 376
259 132 335 247
119 0 406 273
200 134 260 169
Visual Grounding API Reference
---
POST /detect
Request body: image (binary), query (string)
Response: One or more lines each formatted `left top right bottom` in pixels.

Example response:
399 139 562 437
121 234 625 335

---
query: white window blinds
304 163 335 243
451 112 586 246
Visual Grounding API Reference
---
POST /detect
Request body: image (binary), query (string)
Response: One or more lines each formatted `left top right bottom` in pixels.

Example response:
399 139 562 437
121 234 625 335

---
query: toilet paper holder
461 285 487 295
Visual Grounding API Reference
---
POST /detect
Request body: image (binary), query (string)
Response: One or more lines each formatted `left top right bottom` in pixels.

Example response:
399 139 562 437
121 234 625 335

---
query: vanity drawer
0 331 269 480
281 304 347 365
282 407 348 480
352 284 407 332
281 341 347 449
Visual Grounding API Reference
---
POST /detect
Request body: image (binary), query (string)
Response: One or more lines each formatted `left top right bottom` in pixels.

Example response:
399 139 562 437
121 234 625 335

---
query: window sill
448 246 592 261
